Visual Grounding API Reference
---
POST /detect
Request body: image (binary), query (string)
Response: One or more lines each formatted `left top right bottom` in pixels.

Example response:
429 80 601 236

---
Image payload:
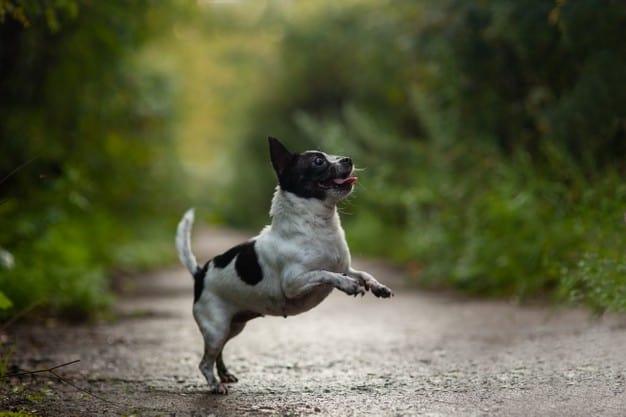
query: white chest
240 189 358 316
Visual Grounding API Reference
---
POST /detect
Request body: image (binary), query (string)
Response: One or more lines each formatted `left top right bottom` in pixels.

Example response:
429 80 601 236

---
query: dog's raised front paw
338 275 366 297
210 382 229 395
370 283 393 298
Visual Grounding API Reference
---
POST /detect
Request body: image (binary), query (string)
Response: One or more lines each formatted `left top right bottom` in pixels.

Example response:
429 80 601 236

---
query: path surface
3 228 626 416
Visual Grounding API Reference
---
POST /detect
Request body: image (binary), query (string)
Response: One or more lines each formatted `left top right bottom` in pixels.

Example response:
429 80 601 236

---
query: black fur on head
268 136 356 201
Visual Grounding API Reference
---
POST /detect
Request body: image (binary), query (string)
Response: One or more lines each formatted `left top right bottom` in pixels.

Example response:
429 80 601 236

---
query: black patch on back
234 241 263 285
193 261 209 303
212 241 264 286
213 244 244 268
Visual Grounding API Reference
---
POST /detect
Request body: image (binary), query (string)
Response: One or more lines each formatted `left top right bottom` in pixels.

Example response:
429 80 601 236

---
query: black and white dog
176 137 393 394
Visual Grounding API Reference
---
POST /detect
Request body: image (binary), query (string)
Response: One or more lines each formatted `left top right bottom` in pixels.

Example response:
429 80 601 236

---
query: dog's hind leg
198 335 229 394
216 351 237 383
195 311 232 394
216 321 245 384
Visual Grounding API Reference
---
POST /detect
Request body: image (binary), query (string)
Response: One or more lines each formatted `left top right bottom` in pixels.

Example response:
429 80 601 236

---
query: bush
0 1 184 319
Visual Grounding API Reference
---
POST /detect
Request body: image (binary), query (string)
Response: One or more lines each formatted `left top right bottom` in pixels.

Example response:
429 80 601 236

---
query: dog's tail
176 208 199 275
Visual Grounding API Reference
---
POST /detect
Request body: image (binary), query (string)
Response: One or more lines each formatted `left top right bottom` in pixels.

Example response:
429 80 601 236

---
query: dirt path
3 228 626 416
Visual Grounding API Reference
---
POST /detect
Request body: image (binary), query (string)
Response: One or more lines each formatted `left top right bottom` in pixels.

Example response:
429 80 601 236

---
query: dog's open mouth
318 176 358 189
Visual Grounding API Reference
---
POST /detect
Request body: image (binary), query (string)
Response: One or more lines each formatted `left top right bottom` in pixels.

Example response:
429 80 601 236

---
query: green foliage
412 0 626 167
0 292 13 310
0 1 184 319
219 1 626 312
556 177 626 313
0 341 15 382
0 0 78 31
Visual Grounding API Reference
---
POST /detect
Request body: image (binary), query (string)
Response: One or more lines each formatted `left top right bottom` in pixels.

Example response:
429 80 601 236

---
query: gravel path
3 228 626 416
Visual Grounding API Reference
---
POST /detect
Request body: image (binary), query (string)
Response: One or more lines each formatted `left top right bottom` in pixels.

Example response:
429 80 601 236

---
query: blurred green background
1 0 624 319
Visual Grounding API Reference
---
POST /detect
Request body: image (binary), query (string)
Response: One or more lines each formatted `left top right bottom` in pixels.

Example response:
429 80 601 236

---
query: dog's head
268 137 357 202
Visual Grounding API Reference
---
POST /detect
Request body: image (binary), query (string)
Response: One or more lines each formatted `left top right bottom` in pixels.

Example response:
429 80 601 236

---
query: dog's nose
340 157 352 166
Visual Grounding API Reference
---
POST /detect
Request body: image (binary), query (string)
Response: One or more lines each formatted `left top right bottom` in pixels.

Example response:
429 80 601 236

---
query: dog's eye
313 156 325 166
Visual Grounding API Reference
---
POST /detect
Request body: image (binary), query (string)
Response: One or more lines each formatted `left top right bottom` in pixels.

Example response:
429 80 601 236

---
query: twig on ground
2 359 80 379
2 358 126 409
47 368 124 408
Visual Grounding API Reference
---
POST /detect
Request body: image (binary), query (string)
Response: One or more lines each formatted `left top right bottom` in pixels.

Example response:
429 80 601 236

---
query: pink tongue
333 176 358 185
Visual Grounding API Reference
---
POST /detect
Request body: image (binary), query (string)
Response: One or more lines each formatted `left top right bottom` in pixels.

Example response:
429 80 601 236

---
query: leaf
0 291 13 310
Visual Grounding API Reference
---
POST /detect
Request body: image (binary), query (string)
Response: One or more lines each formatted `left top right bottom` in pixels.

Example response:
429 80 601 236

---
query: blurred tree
0 0 78 31
0 0 183 318
412 0 626 169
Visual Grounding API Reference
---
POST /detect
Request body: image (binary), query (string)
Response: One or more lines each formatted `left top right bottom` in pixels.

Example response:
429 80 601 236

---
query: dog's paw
338 275 366 297
370 283 394 298
210 383 229 395
219 372 238 384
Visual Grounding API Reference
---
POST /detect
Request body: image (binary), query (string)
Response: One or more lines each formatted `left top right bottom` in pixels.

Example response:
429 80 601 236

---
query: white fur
175 208 198 274
218 188 355 317
176 172 392 395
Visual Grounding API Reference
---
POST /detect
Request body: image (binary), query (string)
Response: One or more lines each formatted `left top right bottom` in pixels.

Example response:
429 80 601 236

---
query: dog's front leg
283 270 366 298
347 267 393 298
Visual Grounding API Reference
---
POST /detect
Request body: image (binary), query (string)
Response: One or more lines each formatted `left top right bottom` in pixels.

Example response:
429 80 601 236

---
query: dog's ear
268 136 293 178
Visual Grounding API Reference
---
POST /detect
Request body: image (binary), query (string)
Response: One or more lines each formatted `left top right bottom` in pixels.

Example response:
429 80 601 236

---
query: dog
175 137 393 394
